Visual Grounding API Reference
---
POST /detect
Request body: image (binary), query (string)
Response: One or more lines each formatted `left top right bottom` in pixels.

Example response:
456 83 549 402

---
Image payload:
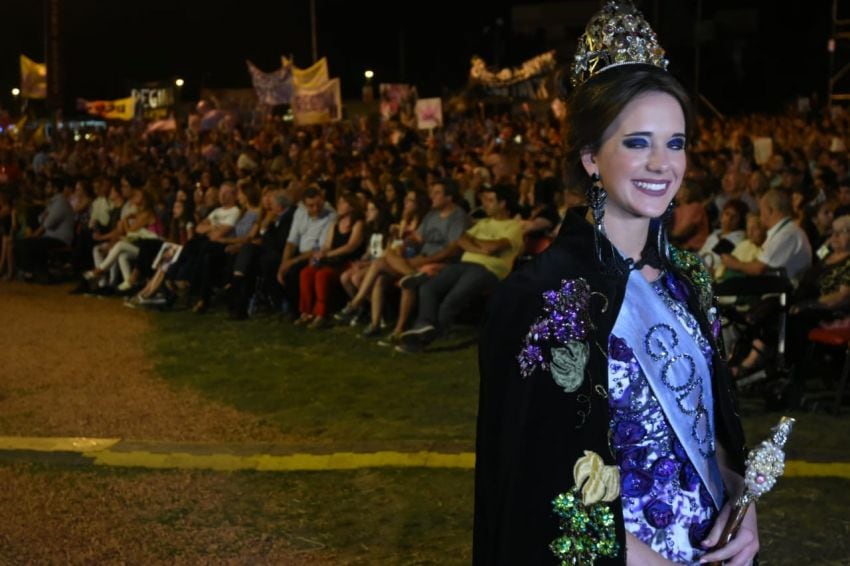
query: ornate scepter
706 416 796 566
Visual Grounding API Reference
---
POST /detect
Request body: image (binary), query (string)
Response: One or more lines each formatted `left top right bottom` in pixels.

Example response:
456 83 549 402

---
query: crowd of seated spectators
4 100 850 362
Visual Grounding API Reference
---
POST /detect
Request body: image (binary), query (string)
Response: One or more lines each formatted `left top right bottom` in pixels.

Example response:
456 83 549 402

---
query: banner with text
291 78 341 125
79 96 136 121
20 54 47 99
131 85 175 119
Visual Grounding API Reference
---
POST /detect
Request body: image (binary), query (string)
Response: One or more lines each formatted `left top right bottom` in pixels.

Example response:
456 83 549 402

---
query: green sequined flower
549 488 620 564
669 246 713 313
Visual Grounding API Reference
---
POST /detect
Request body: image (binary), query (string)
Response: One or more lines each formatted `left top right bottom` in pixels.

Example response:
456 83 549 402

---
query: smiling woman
473 2 757 565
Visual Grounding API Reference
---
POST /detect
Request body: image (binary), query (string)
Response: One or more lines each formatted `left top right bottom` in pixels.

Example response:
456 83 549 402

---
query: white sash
611 270 724 509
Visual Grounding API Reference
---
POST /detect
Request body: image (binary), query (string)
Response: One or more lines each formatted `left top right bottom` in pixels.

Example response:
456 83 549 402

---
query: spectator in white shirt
721 188 812 284
276 185 336 317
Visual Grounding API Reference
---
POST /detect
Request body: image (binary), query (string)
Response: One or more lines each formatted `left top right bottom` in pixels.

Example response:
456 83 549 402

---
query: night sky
0 0 838 116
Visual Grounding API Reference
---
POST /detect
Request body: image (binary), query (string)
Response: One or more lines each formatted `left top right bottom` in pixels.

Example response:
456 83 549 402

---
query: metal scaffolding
829 0 850 105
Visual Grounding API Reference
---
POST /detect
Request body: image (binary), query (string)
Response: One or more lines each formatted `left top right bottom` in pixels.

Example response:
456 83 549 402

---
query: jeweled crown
571 1 668 87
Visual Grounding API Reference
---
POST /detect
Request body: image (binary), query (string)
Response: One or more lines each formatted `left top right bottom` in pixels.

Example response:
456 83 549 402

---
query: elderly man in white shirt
721 188 812 285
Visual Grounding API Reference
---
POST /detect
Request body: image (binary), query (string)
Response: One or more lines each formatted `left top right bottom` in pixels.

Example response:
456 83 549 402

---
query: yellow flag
83 96 136 121
20 54 47 99
291 57 329 89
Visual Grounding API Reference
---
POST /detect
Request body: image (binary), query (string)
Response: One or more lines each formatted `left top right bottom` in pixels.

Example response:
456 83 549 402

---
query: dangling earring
657 200 675 261
588 173 607 232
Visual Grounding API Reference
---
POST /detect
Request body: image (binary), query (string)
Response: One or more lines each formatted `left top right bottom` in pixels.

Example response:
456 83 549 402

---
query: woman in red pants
297 192 366 328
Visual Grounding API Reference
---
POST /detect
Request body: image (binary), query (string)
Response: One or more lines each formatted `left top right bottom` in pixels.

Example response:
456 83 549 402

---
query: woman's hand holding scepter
703 416 796 566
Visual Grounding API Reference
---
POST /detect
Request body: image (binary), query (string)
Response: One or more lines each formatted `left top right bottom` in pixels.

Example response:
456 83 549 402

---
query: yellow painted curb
0 437 848 477
91 450 475 472
0 436 120 452
784 460 850 478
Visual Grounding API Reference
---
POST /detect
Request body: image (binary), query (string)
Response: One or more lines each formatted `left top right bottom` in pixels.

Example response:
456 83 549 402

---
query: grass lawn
2 460 847 565
149 309 480 446
131 308 850 563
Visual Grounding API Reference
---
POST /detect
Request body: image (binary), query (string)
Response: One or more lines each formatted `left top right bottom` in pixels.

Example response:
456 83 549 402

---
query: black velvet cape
473 209 748 565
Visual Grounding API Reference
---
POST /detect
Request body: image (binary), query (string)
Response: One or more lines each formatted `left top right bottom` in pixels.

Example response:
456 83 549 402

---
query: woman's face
172 200 185 219
746 217 766 245
403 191 417 214
721 171 740 195
366 201 379 222
131 189 144 206
337 197 352 216
748 171 763 193
830 220 850 253
583 91 686 223
815 204 834 232
384 183 397 202
193 186 204 203
720 206 742 233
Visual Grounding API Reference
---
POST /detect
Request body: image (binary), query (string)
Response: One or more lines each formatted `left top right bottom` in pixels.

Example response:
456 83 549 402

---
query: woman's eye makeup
622 136 649 149
668 136 686 150
621 135 686 150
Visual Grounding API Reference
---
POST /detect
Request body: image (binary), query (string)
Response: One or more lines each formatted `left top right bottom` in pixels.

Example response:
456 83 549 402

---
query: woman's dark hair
364 195 391 237
338 191 365 222
239 183 262 208
564 64 694 196
405 189 431 223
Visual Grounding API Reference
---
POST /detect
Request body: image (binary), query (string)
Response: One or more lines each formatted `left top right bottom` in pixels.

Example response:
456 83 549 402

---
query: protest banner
131 84 175 119
469 50 557 100
285 57 329 89
415 98 443 130
246 60 293 105
291 78 341 125
379 83 417 121
79 96 136 121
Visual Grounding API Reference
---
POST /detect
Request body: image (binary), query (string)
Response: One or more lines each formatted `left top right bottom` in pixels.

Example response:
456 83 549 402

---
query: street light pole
310 0 318 63
829 0 837 110
693 0 703 116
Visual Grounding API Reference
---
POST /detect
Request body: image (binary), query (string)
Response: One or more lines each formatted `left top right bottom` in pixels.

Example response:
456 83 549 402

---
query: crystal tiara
571 0 669 87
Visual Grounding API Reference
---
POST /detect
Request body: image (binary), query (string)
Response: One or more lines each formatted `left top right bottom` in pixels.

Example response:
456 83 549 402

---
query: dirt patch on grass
0 281 290 442
0 463 336 565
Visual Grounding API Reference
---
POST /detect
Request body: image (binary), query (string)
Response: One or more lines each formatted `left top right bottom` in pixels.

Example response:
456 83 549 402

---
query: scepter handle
704 502 750 566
